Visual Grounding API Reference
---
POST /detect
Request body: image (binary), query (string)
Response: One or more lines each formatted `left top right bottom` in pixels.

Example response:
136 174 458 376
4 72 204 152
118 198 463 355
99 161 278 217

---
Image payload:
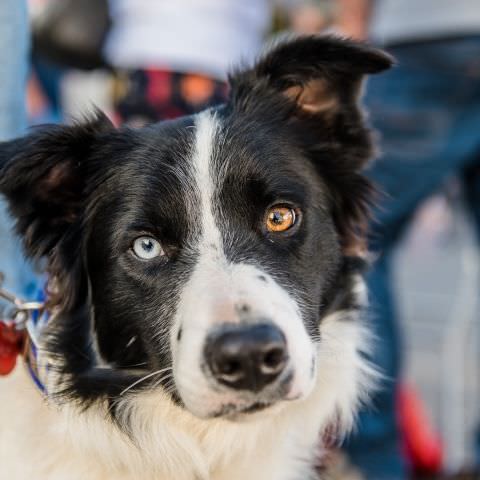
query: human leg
345 37 480 479
0 0 37 297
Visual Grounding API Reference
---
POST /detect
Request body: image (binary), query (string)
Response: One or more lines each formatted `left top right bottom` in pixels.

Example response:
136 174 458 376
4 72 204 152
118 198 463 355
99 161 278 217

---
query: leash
0 272 48 391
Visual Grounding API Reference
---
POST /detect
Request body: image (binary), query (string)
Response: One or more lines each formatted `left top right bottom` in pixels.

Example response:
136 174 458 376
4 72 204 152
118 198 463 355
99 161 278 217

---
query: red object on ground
398 384 444 475
0 322 24 375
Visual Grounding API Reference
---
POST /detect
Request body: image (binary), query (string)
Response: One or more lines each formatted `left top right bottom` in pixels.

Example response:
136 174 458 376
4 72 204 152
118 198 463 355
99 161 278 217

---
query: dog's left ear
229 36 393 254
0 112 114 261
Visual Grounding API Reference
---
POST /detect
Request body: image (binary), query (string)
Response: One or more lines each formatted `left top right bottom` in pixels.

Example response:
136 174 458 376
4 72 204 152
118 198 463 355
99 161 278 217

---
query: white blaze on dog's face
171 112 315 418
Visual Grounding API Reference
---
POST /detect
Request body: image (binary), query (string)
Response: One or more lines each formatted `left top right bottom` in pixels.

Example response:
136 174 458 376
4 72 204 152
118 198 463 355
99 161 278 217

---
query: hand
332 0 372 40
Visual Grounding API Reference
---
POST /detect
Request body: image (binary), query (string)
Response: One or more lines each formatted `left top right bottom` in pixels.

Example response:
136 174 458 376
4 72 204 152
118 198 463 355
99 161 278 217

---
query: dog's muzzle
204 323 289 393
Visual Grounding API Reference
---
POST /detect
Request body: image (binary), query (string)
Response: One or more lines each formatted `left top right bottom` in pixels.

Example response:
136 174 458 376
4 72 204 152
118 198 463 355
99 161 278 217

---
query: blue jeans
345 36 480 479
0 1 36 297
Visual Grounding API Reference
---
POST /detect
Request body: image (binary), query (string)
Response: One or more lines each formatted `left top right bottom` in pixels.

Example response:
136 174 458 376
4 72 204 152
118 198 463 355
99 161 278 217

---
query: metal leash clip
0 272 44 331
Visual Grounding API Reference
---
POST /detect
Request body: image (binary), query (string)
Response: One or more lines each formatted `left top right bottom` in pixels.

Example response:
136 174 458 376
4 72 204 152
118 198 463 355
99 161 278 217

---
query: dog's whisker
119 367 173 396
151 373 174 390
118 361 149 369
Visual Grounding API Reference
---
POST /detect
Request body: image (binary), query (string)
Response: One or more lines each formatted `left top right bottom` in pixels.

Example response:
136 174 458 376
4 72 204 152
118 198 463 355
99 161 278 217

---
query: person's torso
370 0 480 45
105 0 271 79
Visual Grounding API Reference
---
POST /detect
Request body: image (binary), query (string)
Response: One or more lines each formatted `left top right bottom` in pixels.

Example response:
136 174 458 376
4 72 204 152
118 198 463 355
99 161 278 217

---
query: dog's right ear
228 34 393 123
0 112 114 261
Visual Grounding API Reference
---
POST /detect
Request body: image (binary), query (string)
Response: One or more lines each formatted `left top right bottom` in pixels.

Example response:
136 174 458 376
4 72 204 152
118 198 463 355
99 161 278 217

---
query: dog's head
0 36 391 420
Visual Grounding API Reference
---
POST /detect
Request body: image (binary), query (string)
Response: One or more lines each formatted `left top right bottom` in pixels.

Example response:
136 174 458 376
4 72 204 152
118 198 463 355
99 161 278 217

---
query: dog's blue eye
132 236 163 260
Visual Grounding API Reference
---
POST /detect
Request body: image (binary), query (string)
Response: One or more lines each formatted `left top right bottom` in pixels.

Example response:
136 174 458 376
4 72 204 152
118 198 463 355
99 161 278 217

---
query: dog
0 36 392 480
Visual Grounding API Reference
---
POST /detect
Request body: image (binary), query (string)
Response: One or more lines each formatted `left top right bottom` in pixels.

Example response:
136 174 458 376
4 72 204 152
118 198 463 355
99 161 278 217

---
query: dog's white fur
1 309 373 480
0 112 375 479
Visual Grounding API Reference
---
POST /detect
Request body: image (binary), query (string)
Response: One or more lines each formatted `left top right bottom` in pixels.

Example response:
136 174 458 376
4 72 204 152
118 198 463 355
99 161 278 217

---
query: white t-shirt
370 0 480 45
105 0 272 80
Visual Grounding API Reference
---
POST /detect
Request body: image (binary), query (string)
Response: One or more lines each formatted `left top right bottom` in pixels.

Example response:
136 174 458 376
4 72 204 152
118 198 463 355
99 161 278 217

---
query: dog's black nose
205 324 288 392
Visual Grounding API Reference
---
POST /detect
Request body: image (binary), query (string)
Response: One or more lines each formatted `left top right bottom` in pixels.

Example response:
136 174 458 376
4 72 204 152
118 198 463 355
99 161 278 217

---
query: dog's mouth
211 400 274 419
199 367 298 420
172 360 315 420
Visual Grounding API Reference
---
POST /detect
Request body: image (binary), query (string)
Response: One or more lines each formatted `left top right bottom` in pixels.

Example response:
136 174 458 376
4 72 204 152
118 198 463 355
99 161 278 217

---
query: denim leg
344 37 480 479
0 1 37 297
476 429 480 471
462 162 480 242
461 162 480 468
347 253 406 480
0 0 28 141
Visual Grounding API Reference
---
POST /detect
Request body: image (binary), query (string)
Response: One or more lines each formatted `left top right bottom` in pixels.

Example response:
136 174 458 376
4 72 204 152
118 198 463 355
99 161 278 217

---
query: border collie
0 36 391 480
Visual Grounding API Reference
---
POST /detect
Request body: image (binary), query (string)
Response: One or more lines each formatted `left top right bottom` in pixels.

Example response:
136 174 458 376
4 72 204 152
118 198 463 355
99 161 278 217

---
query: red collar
0 321 24 375
0 281 46 382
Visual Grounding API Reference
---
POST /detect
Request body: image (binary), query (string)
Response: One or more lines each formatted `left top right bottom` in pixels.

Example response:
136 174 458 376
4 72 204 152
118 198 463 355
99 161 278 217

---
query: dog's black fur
0 36 392 419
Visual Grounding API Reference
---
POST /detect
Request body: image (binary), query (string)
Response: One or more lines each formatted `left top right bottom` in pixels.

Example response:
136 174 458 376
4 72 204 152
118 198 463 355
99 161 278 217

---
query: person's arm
276 0 335 35
334 0 374 40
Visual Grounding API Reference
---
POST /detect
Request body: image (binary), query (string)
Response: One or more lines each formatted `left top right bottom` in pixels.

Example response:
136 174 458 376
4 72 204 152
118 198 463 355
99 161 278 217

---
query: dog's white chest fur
1 313 371 480
1 368 317 480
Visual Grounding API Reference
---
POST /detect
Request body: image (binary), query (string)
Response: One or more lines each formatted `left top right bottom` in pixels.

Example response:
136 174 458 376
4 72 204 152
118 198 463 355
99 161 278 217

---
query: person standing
104 0 273 124
0 0 37 299
335 1 480 478
105 0 333 124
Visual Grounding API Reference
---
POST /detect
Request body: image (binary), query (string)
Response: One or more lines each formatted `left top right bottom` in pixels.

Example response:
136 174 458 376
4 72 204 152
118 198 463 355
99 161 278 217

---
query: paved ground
393 194 480 471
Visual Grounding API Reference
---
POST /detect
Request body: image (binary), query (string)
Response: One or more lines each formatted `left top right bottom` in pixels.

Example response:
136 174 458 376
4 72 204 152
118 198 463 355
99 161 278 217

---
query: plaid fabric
113 69 228 125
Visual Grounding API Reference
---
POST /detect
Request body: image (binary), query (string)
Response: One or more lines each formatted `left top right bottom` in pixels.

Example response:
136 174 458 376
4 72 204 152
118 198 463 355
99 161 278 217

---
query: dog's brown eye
265 206 296 233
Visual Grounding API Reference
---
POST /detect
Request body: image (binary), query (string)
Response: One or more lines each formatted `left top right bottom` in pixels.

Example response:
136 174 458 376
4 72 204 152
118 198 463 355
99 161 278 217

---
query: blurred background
1 1 480 479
